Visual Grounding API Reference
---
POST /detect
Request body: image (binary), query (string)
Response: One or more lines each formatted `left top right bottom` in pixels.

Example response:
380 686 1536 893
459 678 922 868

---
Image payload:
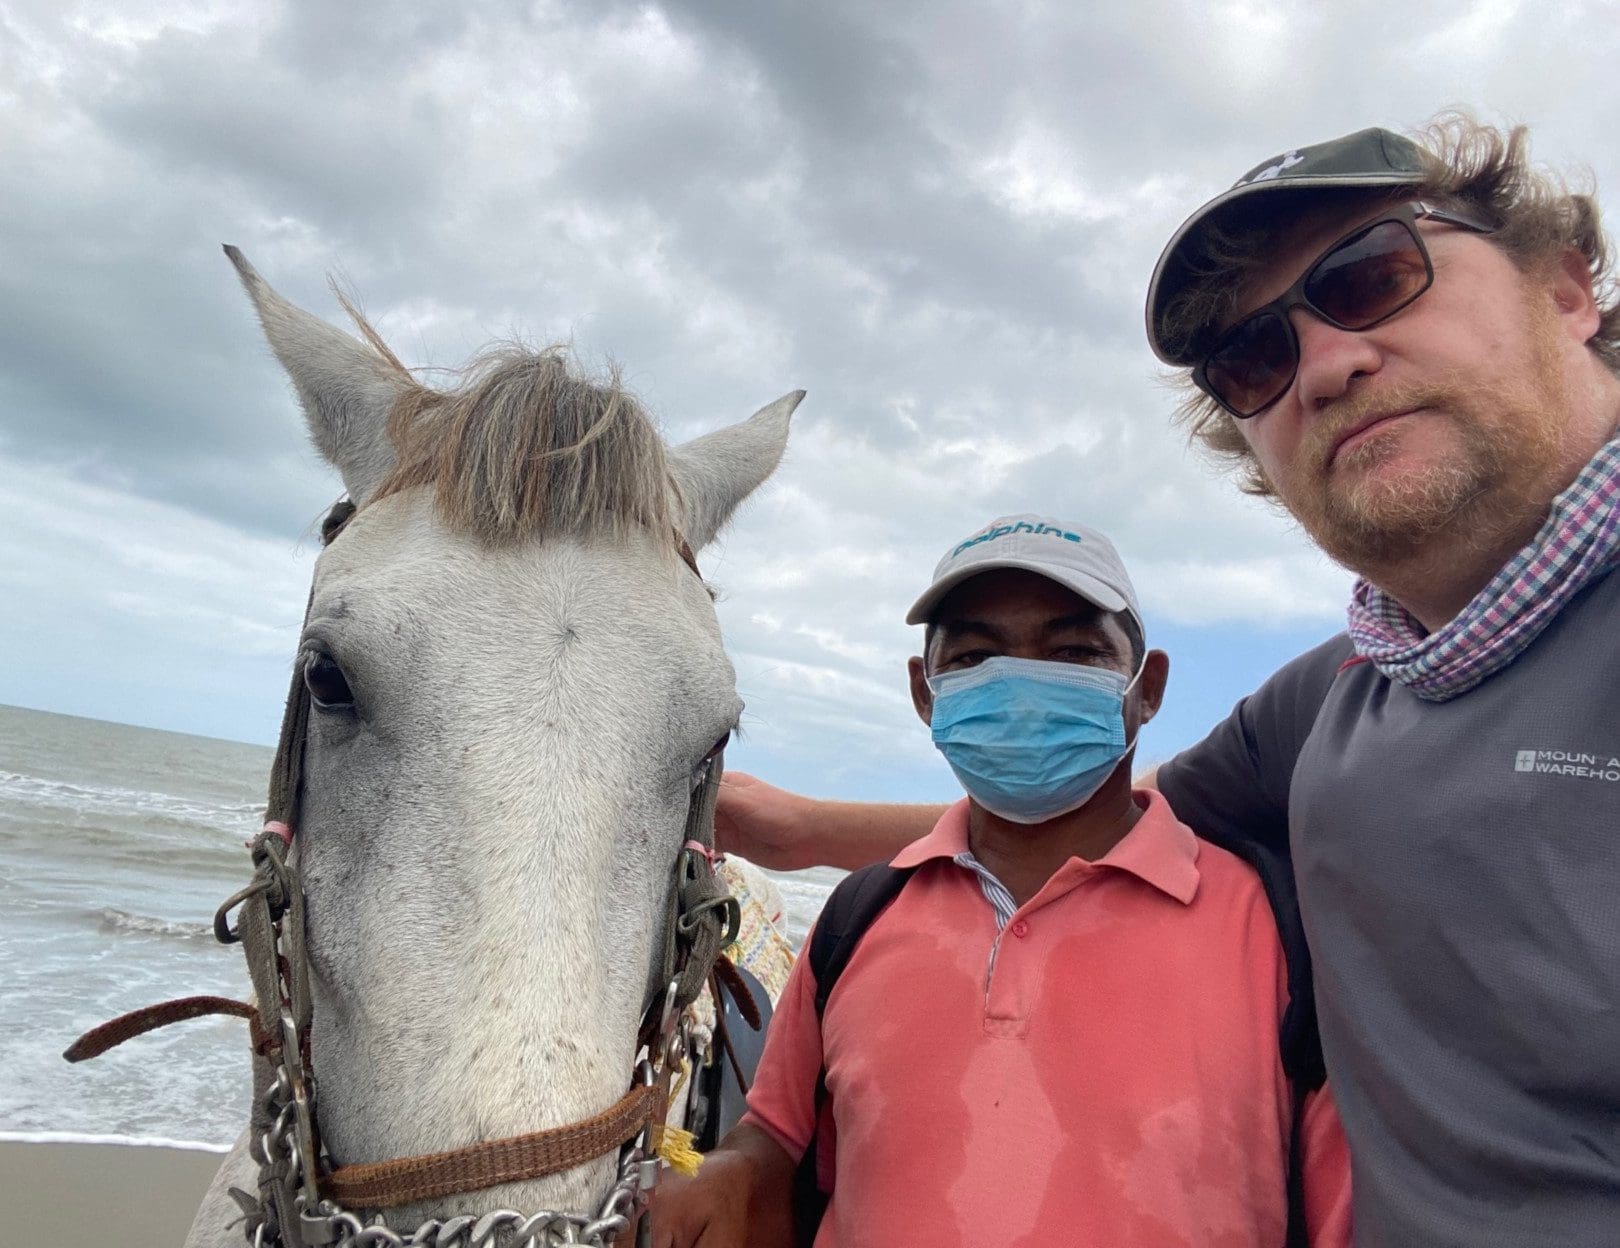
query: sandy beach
2 1137 227 1245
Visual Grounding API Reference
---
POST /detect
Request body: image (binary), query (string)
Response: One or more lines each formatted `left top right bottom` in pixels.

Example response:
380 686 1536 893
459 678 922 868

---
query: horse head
217 247 798 1237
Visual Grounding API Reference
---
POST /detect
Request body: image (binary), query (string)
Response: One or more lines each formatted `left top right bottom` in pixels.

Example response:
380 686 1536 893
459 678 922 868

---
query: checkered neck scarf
1347 432 1620 702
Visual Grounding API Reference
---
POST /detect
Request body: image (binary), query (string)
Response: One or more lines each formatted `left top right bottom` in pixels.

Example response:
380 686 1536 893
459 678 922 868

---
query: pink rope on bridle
683 838 719 865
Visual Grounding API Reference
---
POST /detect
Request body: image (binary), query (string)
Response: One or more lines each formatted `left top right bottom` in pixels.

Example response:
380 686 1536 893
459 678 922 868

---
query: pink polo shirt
742 792 1352 1246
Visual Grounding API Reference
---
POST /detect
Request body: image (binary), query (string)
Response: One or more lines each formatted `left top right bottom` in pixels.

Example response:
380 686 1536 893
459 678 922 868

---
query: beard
1274 307 1570 573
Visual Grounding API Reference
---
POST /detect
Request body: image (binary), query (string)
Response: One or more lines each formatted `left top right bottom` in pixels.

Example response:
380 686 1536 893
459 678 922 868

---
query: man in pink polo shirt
655 515 1351 1247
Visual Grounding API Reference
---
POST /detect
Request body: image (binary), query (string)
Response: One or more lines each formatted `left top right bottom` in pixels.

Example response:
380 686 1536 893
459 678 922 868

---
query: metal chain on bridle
218 810 727 1248
66 500 742 1248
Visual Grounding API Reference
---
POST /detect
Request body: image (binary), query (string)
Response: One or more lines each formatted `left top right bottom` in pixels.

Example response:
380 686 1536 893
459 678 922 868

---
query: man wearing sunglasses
1138 120 1620 1247
716 119 1620 1246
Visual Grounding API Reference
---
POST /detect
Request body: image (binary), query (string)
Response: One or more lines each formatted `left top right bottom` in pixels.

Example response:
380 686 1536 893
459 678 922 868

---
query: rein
67 500 743 1248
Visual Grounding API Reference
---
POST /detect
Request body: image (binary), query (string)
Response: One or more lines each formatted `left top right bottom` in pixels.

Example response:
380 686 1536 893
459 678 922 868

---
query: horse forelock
366 337 673 547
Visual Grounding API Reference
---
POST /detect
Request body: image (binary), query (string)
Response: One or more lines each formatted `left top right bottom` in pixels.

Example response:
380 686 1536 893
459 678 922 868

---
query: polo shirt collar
891 790 1201 906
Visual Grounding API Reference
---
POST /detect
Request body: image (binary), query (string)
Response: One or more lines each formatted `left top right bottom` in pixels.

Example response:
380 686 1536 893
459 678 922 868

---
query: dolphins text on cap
951 520 1084 559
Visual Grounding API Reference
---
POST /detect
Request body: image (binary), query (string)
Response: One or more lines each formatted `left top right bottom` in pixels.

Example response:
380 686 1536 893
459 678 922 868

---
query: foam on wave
95 907 215 942
0 771 261 833
0 1129 231 1153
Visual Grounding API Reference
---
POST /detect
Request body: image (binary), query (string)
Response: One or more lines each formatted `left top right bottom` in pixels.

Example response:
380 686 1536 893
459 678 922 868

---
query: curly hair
1166 113 1620 498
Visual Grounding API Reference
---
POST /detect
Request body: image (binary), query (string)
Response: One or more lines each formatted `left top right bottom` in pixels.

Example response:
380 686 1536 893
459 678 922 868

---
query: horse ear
668 390 802 549
225 245 408 505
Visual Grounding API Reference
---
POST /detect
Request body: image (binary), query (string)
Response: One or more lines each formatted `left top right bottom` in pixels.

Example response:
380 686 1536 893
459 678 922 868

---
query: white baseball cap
905 514 1143 633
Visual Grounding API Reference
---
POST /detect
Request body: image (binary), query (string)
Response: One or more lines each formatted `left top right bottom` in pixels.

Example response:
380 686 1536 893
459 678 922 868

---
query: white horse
184 249 800 1246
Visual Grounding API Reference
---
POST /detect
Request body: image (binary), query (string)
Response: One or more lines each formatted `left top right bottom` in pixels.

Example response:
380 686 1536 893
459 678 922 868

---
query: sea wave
95 907 217 942
2 817 250 869
0 771 262 835
0 1129 231 1153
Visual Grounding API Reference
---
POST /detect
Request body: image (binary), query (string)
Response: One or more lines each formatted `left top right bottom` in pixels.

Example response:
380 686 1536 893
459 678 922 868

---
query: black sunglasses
1193 200 1497 418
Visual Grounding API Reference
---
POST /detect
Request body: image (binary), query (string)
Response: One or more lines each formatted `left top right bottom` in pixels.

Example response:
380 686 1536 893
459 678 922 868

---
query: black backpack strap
1196 835 1324 1092
1284 1074 1312 1248
789 1069 833 1246
1195 835 1324 1247
790 863 917 1247
809 863 919 1015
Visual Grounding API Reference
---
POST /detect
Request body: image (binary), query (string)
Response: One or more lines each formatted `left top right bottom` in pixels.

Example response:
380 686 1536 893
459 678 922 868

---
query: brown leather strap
712 955 762 1032
715 1006 751 1101
264 497 354 838
63 996 262 1062
323 1083 661 1209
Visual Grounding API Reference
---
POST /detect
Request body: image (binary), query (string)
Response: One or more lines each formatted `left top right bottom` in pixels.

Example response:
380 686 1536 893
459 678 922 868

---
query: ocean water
0 703 840 1149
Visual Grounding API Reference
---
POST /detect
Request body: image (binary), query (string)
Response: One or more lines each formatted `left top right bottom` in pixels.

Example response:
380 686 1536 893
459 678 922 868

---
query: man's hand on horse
714 772 818 871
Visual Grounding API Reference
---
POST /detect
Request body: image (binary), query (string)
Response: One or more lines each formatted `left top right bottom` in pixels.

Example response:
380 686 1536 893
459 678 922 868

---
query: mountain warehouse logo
1515 748 1620 781
952 521 1082 559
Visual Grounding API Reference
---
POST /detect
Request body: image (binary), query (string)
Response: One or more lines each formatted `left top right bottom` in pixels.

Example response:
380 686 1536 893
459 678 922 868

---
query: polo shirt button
1011 919 1029 938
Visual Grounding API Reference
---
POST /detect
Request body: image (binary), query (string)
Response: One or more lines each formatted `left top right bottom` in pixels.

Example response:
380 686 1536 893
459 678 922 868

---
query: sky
3 0 1618 802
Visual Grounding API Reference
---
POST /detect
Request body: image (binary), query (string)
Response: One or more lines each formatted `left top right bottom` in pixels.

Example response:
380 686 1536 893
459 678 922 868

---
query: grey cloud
82 33 457 246
6 0 1620 759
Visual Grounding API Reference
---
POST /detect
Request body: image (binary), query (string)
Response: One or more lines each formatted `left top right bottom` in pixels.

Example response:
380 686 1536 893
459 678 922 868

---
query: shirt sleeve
1156 634 1352 858
738 920 826 1163
1300 1084 1354 1248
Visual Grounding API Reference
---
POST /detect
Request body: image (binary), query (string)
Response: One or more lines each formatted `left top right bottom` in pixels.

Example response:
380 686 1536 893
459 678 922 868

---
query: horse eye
703 732 731 764
304 655 355 710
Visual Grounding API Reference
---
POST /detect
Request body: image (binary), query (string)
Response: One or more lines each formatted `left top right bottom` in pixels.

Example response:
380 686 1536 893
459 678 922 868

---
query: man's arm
715 767 1164 873
1154 635 1351 854
650 1122 797 1248
715 772 943 871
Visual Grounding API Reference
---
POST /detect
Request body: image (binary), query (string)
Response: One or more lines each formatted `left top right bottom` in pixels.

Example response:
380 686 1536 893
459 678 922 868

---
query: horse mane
346 299 671 547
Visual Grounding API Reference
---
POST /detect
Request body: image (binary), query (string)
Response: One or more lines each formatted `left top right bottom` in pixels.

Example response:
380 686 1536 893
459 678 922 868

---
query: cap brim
1145 171 1426 365
905 557 1130 626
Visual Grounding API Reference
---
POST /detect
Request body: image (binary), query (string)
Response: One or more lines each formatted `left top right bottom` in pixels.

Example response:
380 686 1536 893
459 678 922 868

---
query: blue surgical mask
926 655 1142 824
